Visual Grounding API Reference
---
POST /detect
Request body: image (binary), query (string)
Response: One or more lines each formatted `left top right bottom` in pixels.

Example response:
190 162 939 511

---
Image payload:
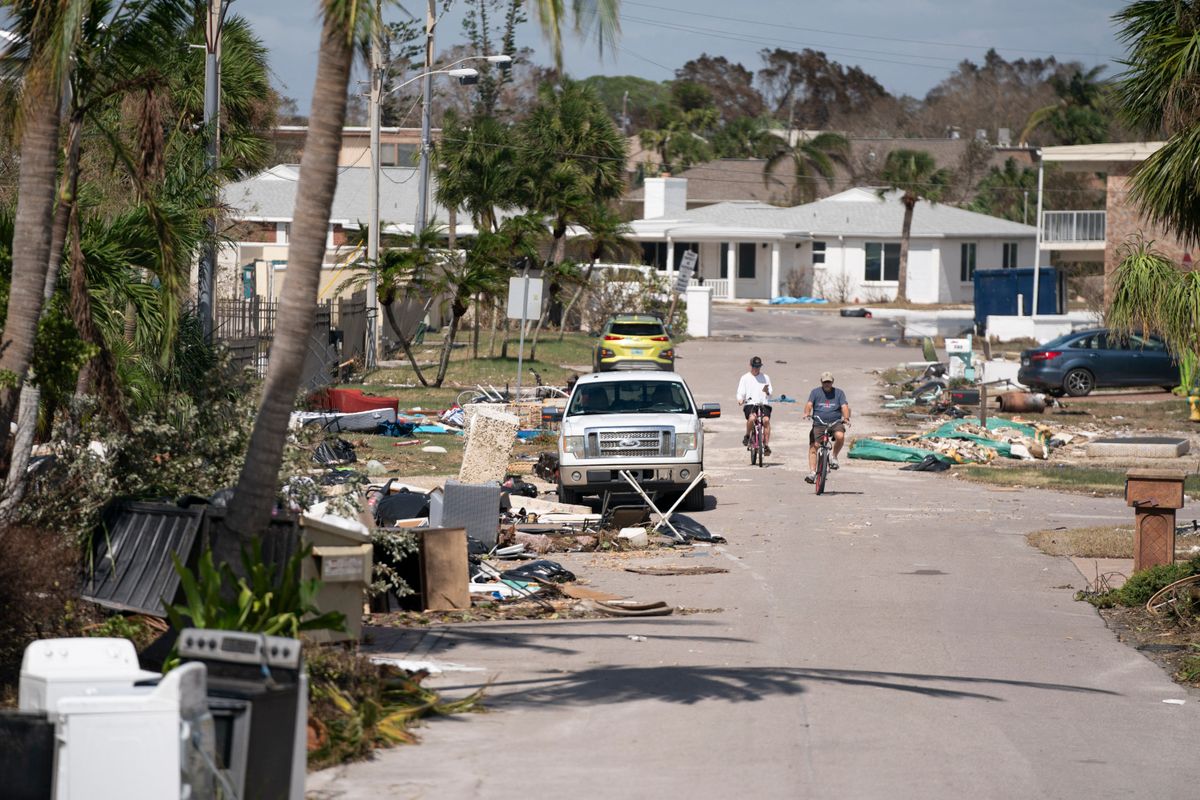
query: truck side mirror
541 406 564 423
698 403 721 419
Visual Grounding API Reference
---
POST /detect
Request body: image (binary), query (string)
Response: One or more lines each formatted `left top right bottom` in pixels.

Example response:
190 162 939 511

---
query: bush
1082 557 1200 608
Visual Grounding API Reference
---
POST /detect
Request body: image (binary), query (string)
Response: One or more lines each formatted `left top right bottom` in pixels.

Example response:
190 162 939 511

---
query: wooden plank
419 528 470 611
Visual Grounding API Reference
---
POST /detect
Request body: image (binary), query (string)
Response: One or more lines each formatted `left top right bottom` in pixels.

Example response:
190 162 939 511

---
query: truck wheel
678 487 705 512
558 484 580 505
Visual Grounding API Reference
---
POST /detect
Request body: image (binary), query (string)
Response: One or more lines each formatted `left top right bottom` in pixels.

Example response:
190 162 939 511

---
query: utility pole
199 0 229 342
414 0 436 234
366 0 382 368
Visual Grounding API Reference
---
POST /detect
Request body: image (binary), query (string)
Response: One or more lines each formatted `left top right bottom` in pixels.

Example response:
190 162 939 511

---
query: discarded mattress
291 407 397 432
310 388 399 414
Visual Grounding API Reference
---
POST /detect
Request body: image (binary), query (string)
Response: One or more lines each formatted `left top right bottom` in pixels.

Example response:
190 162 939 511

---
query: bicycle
811 417 847 495
746 403 768 467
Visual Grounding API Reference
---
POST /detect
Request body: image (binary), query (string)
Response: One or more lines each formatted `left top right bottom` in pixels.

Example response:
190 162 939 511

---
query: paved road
309 307 1199 800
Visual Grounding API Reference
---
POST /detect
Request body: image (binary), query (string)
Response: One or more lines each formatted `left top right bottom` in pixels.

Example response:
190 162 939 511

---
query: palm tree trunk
0 114 84 520
488 299 500 356
434 304 465 387
559 259 598 340
897 200 914 302
383 300 429 385
225 11 355 538
0 67 65 472
471 292 480 359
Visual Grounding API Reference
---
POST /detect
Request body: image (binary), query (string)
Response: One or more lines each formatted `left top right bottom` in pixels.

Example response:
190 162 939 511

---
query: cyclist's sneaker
764 445 772 456
830 457 839 470
804 472 816 484
742 435 750 447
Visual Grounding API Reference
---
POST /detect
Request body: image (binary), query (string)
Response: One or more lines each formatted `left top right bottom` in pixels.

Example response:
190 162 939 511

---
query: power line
622 0 1123 62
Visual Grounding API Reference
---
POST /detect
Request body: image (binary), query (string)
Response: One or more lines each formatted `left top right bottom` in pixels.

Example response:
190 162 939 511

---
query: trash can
300 506 374 643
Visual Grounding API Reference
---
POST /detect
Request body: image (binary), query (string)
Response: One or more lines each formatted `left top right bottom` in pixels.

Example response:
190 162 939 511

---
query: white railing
1042 210 1106 243
690 277 729 299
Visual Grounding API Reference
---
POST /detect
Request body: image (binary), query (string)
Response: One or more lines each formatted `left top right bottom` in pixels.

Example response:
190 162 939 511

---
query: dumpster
973 267 1064 334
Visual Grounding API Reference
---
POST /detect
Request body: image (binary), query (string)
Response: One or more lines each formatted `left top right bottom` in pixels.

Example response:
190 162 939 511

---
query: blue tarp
770 296 828 305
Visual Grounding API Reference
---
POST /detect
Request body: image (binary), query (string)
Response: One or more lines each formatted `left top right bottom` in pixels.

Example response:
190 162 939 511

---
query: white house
628 179 1038 304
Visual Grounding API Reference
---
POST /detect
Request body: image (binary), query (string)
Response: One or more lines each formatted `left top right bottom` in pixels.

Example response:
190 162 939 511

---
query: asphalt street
308 307 1200 800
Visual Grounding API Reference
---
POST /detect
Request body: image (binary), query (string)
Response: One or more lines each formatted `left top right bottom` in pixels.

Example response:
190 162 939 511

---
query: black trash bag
320 469 365 485
370 479 431 524
500 559 576 584
501 475 538 498
313 437 357 465
839 308 872 318
375 420 416 437
667 514 727 543
899 454 952 472
533 451 559 482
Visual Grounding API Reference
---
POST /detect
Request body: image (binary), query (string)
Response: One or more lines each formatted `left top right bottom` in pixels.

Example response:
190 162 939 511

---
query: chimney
643 177 688 219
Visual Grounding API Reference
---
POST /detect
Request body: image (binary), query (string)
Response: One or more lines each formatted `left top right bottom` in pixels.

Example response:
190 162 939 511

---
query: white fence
689 278 729 299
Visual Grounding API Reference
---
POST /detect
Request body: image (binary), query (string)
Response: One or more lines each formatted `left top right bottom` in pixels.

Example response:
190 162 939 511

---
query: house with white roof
629 178 1038 304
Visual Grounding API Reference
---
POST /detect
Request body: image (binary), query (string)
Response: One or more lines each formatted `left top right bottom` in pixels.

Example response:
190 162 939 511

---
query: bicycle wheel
814 446 828 495
757 431 765 467
749 433 758 465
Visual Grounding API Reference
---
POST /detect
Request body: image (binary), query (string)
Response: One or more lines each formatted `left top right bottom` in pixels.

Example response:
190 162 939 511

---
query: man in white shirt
736 356 773 456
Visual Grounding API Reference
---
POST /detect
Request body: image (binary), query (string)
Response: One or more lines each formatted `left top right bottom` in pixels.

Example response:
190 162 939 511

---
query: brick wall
1105 170 1194 300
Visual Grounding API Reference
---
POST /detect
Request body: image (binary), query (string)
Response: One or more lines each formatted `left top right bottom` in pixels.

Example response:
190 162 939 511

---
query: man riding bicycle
737 356 772 456
804 371 850 484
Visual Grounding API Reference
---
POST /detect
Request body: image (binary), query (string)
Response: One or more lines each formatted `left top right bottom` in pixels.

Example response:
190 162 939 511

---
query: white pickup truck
555 371 721 511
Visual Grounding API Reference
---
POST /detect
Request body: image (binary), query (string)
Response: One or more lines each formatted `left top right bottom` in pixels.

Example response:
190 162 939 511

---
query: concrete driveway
308 306 1199 800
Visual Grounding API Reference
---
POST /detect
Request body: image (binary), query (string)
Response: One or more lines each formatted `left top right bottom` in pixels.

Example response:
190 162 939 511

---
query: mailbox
1125 469 1186 572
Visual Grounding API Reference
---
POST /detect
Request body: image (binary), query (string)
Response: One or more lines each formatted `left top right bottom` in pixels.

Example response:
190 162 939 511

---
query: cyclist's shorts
743 404 772 420
809 421 845 444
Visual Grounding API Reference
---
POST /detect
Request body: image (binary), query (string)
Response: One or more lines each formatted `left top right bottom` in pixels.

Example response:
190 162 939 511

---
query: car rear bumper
599 358 673 371
1017 365 1065 388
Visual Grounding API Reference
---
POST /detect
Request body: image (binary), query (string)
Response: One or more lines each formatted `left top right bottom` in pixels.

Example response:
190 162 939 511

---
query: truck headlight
675 432 697 456
563 435 587 458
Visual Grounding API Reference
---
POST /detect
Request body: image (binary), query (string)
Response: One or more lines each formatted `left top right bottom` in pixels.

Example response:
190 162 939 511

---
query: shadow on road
368 619 750 658
437 665 1120 708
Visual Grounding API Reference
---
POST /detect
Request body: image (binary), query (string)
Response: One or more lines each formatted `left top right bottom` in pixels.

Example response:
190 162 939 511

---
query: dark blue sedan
1018 329 1177 397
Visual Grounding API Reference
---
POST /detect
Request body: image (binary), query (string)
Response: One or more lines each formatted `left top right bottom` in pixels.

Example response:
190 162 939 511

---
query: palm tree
527 0 620 71
433 111 520 235
763 131 850 205
967 157 1038 223
1108 238 1200 396
1019 66 1109 146
558 203 635 338
430 243 507 386
224 0 374 539
1113 0 1200 246
0 1 84 466
878 149 954 302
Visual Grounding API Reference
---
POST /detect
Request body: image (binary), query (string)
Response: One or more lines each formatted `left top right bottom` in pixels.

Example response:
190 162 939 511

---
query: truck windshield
568 381 693 415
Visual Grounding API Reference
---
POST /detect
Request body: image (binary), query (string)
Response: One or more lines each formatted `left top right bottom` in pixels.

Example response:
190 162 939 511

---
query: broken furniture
300 505 375 643
413 527 471 611
1125 469 1186 572
442 479 504 549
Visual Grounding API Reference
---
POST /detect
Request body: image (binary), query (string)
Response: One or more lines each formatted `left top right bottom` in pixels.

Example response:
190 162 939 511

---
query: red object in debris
310 388 399 414
865 311 873 318
746 306 755 312
1028 350 1062 362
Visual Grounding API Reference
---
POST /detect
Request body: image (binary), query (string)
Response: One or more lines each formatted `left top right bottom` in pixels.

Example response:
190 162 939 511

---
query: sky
236 0 1129 113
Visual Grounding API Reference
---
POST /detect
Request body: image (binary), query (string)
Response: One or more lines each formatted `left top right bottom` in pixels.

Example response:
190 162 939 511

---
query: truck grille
587 428 672 458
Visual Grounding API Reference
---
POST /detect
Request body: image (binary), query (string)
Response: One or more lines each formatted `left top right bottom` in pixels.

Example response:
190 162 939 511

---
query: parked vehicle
593 314 674 372
1018 329 1177 397
557 371 719 511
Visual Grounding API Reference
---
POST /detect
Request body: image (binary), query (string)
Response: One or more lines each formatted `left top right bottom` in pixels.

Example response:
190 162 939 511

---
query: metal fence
1042 210 1106 243
214 295 368 390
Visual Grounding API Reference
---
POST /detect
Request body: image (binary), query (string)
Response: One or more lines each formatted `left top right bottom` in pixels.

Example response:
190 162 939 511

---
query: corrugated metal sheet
83 502 205 616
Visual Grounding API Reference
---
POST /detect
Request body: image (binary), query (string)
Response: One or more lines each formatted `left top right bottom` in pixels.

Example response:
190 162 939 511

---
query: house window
738 242 756 279
720 243 729 279
812 240 826 266
865 242 900 282
961 242 977 282
1002 241 1018 269
673 243 699 271
379 143 418 167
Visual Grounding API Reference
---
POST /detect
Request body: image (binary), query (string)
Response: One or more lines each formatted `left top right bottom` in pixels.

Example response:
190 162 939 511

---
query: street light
367 57 504 364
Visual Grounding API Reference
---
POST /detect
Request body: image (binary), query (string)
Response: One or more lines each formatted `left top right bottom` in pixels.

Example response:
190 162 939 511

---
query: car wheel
1063 368 1095 397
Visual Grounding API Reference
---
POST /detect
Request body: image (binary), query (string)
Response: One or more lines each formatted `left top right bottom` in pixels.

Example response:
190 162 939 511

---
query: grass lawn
1026 526 1135 558
958 463 1200 497
1051 396 1194 432
346 430 557 481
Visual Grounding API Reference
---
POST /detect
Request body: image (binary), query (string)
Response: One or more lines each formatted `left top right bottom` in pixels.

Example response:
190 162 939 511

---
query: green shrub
1081 557 1200 608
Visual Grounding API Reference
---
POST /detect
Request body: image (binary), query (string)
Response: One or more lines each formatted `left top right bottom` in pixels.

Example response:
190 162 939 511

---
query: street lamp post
365 51 508 364
199 0 231 343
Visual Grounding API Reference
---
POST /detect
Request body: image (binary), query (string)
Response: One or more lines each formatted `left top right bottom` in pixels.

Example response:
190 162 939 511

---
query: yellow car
593 314 675 372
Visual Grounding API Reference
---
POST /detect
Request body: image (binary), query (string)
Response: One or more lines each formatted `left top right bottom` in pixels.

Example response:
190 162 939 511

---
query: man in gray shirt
803 371 850 483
